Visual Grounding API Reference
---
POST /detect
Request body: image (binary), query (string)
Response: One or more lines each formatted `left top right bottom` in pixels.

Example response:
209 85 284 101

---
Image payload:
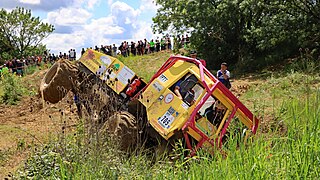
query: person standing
81 48 85 56
150 39 155 53
217 62 231 89
112 44 117 57
144 39 148 54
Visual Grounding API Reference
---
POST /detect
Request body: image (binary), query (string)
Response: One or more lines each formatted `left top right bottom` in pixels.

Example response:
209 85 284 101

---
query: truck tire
39 59 78 104
101 111 138 151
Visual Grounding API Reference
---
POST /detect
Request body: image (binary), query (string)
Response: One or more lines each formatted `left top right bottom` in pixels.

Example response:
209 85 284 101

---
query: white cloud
36 1 160 57
19 0 40 5
87 0 100 10
83 17 124 39
0 0 75 11
111 1 140 21
133 21 155 40
47 8 92 26
43 33 86 55
139 0 158 12
108 0 113 5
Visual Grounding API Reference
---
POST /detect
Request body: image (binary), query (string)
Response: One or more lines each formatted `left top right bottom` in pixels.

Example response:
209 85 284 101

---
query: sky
0 0 161 57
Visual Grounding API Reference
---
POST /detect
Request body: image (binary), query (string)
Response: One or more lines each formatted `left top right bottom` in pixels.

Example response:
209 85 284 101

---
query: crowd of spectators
0 49 77 77
0 34 192 77
81 36 175 58
0 55 43 77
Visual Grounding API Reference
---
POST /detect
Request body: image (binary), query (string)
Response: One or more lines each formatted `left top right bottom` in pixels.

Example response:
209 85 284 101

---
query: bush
0 69 25 105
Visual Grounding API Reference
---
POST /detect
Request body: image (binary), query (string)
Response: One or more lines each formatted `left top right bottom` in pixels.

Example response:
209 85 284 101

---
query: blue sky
0 0 161 56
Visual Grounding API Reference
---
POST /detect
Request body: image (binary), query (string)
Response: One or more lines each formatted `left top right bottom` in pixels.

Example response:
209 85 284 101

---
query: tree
152 0 320 72
152 0 258 68
0 7 54 60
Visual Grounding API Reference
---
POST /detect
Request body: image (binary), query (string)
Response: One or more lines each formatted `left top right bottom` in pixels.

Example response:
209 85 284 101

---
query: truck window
170 73 204 106
202 100 227 127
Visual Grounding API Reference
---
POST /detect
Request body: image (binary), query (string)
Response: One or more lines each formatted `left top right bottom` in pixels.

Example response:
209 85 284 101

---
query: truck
40 49 259 156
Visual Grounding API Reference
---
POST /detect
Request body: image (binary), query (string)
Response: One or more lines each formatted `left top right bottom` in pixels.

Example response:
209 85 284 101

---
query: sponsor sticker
158 74 168 83
100 56 112 66
164 93 174 104
181 102 189 110
152 81 163 92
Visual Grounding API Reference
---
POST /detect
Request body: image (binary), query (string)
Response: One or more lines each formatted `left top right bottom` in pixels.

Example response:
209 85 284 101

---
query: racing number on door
159 115 170 126
158 107 176 129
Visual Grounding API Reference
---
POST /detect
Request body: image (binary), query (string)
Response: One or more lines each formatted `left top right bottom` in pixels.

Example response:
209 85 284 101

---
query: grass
0 83 3 97
118 51 172 82
11 53 320 179
0 62 51 104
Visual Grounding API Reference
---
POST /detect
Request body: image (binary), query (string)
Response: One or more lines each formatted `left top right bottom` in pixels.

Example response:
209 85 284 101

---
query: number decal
158 107 177 129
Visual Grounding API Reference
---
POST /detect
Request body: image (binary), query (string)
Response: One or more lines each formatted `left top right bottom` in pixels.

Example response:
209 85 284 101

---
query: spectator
73 49 77 60
12 58 17 74
112 44 117 56
185 34 190 45
0 64 9 77
126 41 130 57
146 42 150 54
156 39 160 52
181 35 185 48
144 39 148 54
167 37 172 50
52 53 57 62
121 42 127 57
160 38 166 51
190 50 198 59
100 45 107 54
138 40 144 55
150 39 155 53
217 62 231 89
176 35 181 49
81 48 86 56
140 40 144 55
136 41 140 55
69 49 75 60
0 65 2 77
16 59 24 76
58 52 62 59
131 41 136 56
106 46 112 56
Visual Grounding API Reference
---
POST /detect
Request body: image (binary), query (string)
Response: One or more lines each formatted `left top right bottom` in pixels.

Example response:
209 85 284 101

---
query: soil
0 70 79 178
0 68 262 178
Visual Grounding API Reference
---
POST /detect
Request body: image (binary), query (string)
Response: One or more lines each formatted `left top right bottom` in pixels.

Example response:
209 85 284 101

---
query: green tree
0 7 54 61
152 0 257 68
152 0 320 72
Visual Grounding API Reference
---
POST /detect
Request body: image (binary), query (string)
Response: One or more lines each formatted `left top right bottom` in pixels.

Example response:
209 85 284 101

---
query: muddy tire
39 60 79 104
101 111 138 151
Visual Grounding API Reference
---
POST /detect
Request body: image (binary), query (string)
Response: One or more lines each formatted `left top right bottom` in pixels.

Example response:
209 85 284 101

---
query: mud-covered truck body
41 49 259 155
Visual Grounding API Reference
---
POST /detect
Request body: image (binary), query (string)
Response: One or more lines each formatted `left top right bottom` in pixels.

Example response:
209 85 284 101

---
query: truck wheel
39 60 78 104
101 111 138 151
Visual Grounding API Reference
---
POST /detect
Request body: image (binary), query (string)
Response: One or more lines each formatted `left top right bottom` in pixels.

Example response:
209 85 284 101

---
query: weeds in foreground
0 69 26 105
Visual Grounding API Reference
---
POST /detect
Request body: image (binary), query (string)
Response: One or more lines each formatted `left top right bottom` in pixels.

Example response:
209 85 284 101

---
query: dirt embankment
0 69 79 178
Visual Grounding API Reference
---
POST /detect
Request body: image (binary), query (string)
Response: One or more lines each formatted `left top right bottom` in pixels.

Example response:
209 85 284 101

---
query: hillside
0 51 319 179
